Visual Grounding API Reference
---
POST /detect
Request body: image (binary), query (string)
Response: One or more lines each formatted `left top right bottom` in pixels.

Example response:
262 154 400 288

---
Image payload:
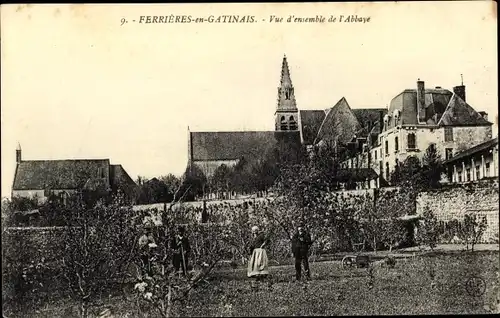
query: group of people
247 224 313 281
138 225 191 276
138 222 314 282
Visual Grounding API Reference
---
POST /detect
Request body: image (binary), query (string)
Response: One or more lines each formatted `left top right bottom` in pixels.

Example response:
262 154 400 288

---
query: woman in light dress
247 225 270 280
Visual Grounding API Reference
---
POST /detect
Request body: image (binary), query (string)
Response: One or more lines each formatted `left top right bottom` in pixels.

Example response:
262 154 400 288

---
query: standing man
291 225 313 281
171 225 191 276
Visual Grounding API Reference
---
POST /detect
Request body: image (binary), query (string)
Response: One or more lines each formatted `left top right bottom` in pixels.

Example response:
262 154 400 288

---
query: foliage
456 213 488 251
415 207 440 250
391 144 444 190
128 209 245 317
59 196 138 318
182 164 208 201
421 144 445 189
8 196 40 212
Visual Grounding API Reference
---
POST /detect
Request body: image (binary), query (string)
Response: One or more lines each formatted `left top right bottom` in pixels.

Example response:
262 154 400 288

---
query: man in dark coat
291 225 313 281
171 226 191 276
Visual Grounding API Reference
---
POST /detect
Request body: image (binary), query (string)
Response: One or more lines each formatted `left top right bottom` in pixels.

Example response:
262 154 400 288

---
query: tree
211 164 233 198
181 164 207 201
59 195 137 318
421 144 444 189
457 213 488 251
159 174 182 199
415 207 439 251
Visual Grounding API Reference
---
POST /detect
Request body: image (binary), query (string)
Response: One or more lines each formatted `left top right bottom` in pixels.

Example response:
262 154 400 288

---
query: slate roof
438 94 492 126
190 131 301 161
314 97 362 146
387 88 490 128
444 137 499 164
299 110 326 145
13 159 110 191
386 88 452 127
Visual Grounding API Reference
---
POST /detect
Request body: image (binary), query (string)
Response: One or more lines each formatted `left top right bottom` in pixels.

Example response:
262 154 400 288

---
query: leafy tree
457 213 488 251
211 164 233 198
181 164 207 201
415 207 440 251
421 144 444 189
159 174 182 199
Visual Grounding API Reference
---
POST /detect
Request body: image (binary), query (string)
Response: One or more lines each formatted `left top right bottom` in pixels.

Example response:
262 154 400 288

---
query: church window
395 137 399 152
289 116 298 130
407 133 416 149
374 150 377 160
385 140 389 156
280 116 288 130
385 162 390 180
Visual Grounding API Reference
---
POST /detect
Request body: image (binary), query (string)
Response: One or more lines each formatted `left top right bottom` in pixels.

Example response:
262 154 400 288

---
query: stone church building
187 55 386 178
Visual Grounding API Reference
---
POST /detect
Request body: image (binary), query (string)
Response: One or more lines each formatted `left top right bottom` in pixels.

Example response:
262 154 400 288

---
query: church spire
276 54 297 111
275 54 299 131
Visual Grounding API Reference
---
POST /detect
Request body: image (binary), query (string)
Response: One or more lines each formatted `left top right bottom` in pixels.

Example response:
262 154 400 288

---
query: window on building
444 127 454 142
395 137 399 152
445 148 453 160
486 162 491 177
385 140 389 155
280 116 288 130
374 150 377 160
379 161 383 176
407 133 416 149
289 116 298 130
466 168 471 182
385 162 390 180
476 165 481 180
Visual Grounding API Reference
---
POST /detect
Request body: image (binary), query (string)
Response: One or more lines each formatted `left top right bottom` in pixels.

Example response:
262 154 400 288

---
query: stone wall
416 180 499 243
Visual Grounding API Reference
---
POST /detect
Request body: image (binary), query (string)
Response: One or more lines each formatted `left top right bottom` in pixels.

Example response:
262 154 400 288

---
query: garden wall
416 180 499 243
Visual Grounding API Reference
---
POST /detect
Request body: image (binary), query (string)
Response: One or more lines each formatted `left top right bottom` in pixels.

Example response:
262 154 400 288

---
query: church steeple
275 54 298 131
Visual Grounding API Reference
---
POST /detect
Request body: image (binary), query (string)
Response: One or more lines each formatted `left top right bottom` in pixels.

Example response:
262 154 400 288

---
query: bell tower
275 54 299 131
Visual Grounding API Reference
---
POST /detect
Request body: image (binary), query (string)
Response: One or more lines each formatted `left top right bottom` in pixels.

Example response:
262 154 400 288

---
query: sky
1 2 498 198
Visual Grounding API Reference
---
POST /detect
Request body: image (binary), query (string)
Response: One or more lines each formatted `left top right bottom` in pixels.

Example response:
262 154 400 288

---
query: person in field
171 226 191 276
291 225 313 281
247 225 270 280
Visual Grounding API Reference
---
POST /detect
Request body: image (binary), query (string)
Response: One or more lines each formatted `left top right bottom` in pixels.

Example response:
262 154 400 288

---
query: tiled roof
13 159 110 191
314 97 362 146
190 131 301 161
299 110 326 145
444 137 498 164
438 94 492 126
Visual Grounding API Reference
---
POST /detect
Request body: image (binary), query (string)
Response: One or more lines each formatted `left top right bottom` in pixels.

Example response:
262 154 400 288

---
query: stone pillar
493 147 498 177
481 155 485 179
471 158 475 181
462 161 466 182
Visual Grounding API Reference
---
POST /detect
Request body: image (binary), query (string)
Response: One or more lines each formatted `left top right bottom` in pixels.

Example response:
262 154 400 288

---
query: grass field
7 250 498 317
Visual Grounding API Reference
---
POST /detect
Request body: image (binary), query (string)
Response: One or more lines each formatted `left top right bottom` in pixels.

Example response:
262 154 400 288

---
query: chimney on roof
16 143 22 164
416 79 426 123
453 85 466 102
